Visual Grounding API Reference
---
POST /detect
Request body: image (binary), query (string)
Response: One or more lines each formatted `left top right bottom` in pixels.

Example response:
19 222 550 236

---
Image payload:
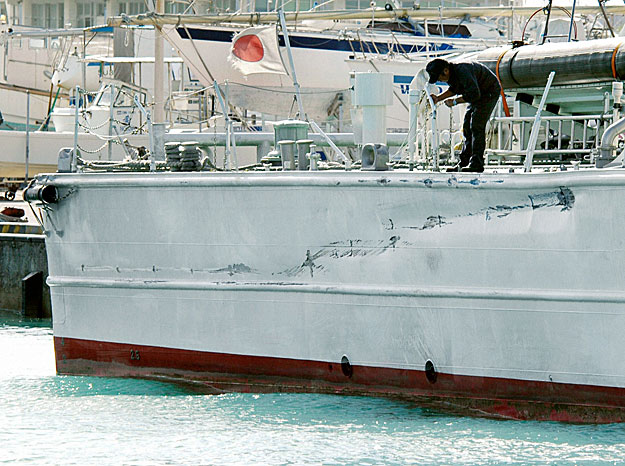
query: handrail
488 112 611 161
525 71 556 172
492 114 611 122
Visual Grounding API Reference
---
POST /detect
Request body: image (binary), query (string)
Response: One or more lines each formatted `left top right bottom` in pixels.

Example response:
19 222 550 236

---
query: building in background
5 0 515 28
6 0 188 28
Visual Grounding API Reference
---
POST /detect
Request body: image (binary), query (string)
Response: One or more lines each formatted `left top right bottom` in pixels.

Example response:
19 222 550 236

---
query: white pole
278 8 306 120
425 19 429 58
82 31 86 94
108 83 114 161
154 0 165 124
214 81 231 169
408 89 418 169
72 86 79 172
226 81 238 170
439 1 444 37
309 120 349 163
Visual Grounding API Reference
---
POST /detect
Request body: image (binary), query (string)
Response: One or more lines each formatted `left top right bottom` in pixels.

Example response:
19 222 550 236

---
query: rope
390 31 411 60
612 42 623 80
78 119 146 138
521 6 577 42
355 30 367 59
77 141 109 154
78 158 168 171
79 116 110 131
370 36 382 56
347 37 357 57
495 49 511 117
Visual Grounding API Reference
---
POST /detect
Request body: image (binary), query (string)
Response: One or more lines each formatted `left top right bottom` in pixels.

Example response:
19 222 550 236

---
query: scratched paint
407 187 574 229
277 236 404 277
209 263 255 276
275 187 575 278
79 263 257 276
354 175 504 187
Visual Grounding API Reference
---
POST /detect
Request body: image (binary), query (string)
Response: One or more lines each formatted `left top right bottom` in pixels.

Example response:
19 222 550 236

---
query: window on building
254 0 311 11
283 0 311 11
12 1 23 25
165 1 189 13
32 3 43 26
208 0 238 13
31 2 64 28
254 0 268 11
345 0 383 8
76 2 106 27
117 1 147 15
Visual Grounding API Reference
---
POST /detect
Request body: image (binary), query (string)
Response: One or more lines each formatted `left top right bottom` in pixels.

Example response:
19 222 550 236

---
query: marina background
3 309 625 465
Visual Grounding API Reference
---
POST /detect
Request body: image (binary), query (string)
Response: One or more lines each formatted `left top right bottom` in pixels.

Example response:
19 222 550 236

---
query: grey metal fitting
598 116 625 167
361 143 389 171
296 139 313 170
278 140 296 170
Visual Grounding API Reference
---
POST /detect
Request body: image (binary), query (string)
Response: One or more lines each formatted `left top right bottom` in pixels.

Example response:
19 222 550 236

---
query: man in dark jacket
426 58 501 172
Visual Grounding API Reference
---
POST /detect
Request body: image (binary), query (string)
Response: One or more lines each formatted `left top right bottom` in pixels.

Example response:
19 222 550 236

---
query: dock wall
0 234 51 318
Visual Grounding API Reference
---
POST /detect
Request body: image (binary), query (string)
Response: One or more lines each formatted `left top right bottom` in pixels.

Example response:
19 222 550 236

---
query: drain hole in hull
341 355 353 378
425 360 437 383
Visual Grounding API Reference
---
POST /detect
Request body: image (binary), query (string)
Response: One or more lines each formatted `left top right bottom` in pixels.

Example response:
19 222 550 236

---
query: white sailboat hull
161 25 488 124
0 130 148 178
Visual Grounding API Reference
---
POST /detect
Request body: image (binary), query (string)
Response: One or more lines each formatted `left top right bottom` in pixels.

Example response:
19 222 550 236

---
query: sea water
2 310 625 465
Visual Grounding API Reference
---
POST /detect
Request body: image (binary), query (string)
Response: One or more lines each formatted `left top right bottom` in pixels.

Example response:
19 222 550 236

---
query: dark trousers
458 94 499 168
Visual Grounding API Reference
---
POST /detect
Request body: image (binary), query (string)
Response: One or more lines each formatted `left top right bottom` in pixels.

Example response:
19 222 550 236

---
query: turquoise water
2 311 625 465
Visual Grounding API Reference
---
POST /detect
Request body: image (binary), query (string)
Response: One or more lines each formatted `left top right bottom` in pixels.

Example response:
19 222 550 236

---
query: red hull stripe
55 336 625 423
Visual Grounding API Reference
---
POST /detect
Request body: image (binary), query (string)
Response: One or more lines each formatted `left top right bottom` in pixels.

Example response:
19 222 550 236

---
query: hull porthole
341 355 353 378
425 360 437 383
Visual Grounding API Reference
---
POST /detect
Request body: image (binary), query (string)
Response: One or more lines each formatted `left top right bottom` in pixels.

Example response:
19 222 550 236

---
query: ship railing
68 84 149 170
485 112 613 167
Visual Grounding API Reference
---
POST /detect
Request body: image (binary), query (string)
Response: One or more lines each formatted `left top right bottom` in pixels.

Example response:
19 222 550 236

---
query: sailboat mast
154 0 165 124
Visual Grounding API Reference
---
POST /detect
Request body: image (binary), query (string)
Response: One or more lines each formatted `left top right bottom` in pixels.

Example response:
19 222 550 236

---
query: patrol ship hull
37 170 625 422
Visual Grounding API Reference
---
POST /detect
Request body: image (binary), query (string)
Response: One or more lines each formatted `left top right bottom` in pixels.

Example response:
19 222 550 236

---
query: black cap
426 58 448 84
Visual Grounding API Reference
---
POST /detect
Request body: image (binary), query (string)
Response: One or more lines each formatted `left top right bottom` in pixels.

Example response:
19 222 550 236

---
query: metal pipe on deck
163 132 407 147
599 116 625 162
408 89 419 167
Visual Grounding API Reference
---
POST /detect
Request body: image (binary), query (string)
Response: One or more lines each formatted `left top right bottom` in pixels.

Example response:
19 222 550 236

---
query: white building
5 0 513 28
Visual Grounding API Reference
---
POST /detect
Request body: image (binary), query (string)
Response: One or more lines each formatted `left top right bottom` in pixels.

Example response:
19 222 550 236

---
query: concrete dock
0 196 50 318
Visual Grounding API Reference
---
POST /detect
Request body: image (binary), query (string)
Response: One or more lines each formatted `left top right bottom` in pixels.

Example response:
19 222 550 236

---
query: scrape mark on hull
404 187 575 230
276 187 574 277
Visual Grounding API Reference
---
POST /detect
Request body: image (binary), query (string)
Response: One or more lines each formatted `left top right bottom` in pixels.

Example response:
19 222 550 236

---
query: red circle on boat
232 35 264 62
